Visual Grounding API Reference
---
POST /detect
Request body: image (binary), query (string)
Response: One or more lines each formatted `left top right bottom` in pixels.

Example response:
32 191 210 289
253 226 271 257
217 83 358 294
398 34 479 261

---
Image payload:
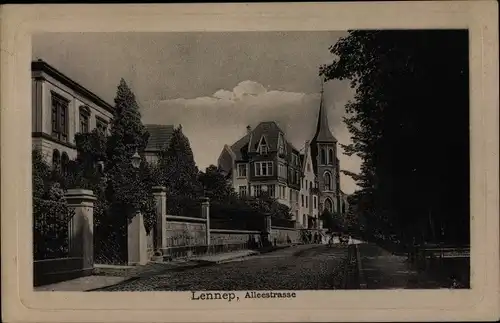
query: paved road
99 244 350 291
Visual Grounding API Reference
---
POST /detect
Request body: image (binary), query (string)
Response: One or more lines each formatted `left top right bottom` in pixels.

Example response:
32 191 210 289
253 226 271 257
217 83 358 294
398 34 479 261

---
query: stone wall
210 229 261 246
165 216 207 247
270 226 300 245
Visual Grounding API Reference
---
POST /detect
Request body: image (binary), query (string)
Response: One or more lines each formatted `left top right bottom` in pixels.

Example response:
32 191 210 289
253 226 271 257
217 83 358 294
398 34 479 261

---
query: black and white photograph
31 29 471 292
1 2 498 323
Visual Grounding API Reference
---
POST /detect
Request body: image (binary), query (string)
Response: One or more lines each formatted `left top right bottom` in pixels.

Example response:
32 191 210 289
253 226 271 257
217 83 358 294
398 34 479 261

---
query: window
278 163 287 178
278 134 286 155
321 148 327 165
306 196 308 208
61 152 69 174
309 182 312 190
301 194 304 207
96 117 108 135
79 106 90 134
258 136 269 155
291 153 298 166
255 161 273 176
268 185 276 198
295 171 299 184
305 180 308 189
239 186 247 197
324 198 333 212
237 164 247 177
289 188 293 202
324 172 332 191
328 149 334 165
342 202 346 214
51 92 69 142
313 196 317 209
252 185 262 197
303 215 307 228
52 149 61 171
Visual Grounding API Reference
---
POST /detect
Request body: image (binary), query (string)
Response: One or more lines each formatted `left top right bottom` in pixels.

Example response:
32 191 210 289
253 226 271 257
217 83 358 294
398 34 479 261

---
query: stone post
152 186 167 254
127 210 148 265
201 197 210 246
262 212 272 247
64 189 96 276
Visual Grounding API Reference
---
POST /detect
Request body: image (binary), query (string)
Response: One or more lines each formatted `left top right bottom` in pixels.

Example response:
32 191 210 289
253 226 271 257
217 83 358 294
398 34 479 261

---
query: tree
157 125 203 215
104 78 155 227
320 30 469 245
320 208 343 234
197 165 236 202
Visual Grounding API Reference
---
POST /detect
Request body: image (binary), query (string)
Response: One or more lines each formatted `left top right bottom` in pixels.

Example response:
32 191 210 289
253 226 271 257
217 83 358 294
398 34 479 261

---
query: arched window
52 149 61 171
324 172 332 191
61 152 69 174
320 148 326 165
324 198 333 212
328 149 334 165
309 182 312 190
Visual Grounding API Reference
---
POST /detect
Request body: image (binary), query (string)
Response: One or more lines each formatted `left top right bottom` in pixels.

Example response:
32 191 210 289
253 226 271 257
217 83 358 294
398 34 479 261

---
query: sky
33 32 361 194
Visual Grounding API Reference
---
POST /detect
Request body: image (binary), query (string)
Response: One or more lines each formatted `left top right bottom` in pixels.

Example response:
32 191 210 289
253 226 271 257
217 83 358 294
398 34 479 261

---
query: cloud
142 80 361 194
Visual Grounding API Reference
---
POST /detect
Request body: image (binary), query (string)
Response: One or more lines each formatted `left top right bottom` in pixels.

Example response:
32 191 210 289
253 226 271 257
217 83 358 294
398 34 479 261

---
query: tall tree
105 79 155 223
321 30 469 245
157 125 202 199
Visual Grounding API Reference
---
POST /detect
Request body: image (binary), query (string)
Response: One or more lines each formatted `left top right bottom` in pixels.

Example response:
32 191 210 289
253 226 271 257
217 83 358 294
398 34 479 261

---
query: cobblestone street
97 245 350 291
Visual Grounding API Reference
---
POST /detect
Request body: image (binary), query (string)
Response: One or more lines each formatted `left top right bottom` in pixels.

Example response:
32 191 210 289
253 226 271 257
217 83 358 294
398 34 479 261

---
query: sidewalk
35 248 284 292
355 243 453 289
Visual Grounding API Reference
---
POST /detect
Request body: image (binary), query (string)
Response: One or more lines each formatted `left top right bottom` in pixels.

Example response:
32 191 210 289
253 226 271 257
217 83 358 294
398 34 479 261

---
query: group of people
300 230 323 244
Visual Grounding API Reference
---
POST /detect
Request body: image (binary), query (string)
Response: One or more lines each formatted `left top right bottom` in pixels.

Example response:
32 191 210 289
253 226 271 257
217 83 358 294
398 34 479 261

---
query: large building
31 59 114 169
31 59 183 171
218 84 349 229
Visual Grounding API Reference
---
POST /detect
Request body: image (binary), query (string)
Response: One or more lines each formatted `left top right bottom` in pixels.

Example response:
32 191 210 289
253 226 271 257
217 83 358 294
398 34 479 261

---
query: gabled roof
247 121 283 154
229 121 299 162
145 124 175 151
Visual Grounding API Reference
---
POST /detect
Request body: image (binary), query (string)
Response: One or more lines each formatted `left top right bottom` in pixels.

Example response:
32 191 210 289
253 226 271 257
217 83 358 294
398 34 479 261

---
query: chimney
246 125 252 134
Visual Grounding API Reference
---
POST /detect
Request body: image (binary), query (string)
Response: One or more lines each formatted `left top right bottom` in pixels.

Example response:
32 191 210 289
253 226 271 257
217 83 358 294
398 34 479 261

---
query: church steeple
312 79 337 143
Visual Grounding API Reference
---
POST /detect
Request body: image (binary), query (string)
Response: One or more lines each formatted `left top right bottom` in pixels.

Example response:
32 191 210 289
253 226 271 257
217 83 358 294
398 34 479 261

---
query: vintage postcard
1 2 499 322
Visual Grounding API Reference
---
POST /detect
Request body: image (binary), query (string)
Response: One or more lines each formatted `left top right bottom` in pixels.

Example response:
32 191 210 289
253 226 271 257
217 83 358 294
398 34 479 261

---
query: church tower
310 80 341 215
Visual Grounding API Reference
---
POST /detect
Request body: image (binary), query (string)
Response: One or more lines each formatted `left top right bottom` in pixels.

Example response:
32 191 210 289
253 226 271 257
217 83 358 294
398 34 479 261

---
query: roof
31 59 114 113
311 91 337 143
145 124 175 151
230 121 299 161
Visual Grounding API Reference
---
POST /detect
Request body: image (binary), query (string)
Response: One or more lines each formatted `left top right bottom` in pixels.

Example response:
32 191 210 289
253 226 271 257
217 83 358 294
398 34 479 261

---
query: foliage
32 153 75 259
198 165 236 202
320 30 469 245
319 208 344 233
157 125 202 199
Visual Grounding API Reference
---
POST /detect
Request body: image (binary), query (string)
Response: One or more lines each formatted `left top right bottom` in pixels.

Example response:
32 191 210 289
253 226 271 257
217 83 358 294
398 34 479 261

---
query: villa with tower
217 84 349 230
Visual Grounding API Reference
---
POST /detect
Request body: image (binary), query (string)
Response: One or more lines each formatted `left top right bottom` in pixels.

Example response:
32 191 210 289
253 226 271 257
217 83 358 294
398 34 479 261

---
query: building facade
31 59 114 169
218 84 350 229
218 122 323 229
309 85 343 215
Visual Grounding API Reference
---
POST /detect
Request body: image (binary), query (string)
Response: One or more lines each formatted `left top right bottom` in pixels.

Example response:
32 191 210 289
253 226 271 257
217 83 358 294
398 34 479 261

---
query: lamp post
131 150 141 169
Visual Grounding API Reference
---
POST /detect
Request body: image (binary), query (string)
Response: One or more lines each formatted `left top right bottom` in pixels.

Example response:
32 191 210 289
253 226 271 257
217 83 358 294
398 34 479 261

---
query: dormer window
257 136 269 155
278 133 286 156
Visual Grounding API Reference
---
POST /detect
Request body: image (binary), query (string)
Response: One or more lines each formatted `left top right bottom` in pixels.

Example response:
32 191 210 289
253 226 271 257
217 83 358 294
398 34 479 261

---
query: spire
312 78 337 143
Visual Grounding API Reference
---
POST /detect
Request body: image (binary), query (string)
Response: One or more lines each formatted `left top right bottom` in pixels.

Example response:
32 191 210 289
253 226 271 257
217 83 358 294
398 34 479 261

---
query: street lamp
131 150 141 169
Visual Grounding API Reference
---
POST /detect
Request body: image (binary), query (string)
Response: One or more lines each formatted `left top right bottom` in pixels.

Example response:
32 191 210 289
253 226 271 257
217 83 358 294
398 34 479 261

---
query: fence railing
33 198 74 260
